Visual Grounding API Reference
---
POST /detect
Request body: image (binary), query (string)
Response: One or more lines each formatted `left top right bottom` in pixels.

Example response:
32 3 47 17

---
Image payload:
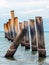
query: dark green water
0 31 49 65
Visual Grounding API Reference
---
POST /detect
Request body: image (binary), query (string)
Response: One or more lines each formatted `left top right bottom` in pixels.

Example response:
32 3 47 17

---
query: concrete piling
8 19 14 41
5 28 27 58
10 10 15 41
4 10 46 58
4 24 7 38
14 17 19 38
19 22 25 46
24 21 30 49
35 17 46 57
29 19 37 51
4 23 8 38
7 21 11 40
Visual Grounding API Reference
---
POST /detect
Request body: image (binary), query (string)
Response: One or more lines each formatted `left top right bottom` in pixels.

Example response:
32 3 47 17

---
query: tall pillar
10 10 15 39
7 19 12 40
19 22 22 30
4 23 8 38
19 22 25 46
9 19 13 40
29 19 37 51
35 17 46 57
14 17 19 38
7 22 9 39
4 23 7 38
24 21 30 49
8 19 13 41
11 10 15 18
22 22 24 29
5 28 27 58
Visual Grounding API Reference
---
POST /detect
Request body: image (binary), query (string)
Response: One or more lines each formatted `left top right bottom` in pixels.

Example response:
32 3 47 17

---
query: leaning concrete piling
5 28 27 58
35 17 46 57
30 19 37 51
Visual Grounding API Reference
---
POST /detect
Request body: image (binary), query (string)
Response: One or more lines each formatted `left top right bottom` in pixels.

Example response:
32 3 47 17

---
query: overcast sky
0 0 49 31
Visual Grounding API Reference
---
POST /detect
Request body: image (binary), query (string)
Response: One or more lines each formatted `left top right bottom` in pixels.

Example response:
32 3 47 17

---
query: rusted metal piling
30 19 37 51
5 28 27 58
4 23 8 38
35 17 46 57
24 21 30 49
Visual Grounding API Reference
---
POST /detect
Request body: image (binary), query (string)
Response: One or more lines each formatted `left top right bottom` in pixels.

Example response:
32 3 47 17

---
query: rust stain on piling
4 23 8 33
10 10 15 39
4 23 9 38
14 17 19 34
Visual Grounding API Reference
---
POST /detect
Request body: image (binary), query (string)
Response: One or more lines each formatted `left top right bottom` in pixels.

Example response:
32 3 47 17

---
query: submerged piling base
25 43 30 49
5 33 8 38
32 45 37 51
21 40 25 46
38 49 46 57
7 37 14 42
8 37 11 41
10 38 14 42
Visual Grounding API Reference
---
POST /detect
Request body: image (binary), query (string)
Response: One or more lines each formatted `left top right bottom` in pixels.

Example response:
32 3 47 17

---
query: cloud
0 13 9 16
0 0 8 7
47 6 49 8
20 9 45 14
7 1 48 8
0 0 48 8
0 0 49 31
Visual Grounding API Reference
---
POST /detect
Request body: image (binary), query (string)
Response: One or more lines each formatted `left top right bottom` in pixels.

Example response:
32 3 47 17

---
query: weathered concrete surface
35 16 46 57
14 17 19 38
5 28 27 58
7 21 11 40
19 22 25 46
4 23 8 38
30 19 37 51
24 21 30 49
10 10 15 39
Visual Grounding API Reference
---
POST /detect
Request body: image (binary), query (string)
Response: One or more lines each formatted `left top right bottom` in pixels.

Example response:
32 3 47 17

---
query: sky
0 0 49 31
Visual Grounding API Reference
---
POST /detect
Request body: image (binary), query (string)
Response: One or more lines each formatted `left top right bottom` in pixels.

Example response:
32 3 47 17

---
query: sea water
0 31 49 65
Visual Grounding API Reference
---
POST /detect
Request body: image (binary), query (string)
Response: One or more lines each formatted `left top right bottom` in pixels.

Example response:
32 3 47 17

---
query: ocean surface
0 31 49 65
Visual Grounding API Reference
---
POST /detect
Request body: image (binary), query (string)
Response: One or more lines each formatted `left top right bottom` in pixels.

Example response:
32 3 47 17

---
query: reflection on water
5 57 16 61
32 51 37 55
0 31 49 65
